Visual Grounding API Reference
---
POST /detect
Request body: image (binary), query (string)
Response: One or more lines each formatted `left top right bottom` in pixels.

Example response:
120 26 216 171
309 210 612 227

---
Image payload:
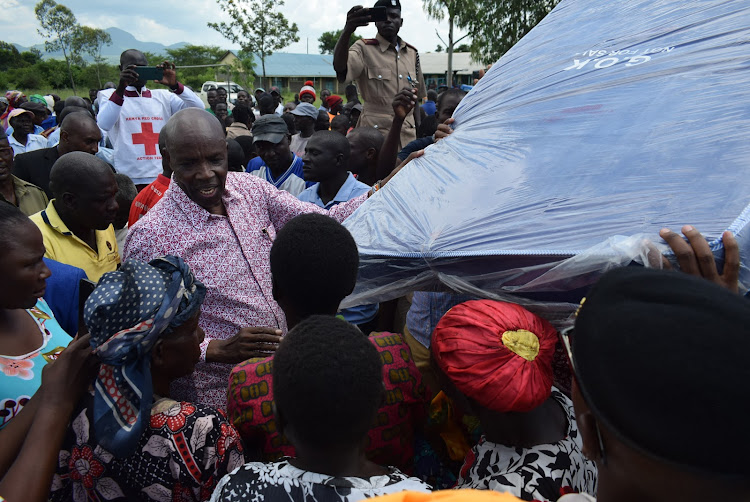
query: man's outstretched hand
660 225 740 293
206 327 283 364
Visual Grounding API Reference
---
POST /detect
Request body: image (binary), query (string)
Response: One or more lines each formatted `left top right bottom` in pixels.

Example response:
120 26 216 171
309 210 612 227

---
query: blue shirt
298 173 377 325
43 258 88 337
297 172 371 209
247 154 313 196
421 100 436 117
406 292 474 348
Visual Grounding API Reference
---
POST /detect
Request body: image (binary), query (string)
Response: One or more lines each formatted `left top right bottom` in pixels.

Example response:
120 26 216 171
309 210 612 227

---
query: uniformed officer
333 0 427 149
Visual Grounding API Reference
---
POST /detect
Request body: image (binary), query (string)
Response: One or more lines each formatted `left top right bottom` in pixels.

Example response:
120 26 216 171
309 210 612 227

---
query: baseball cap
7 108 34 121
374 0 401 8
20 101 48 115
269 86 281 96
254 87 266 93
289 102 318 120
252 115 289 144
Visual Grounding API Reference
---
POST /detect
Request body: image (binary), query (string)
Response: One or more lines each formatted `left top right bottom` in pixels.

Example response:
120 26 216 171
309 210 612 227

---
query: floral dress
455 388 598 501
0 299 72 428
51 396 246 502
209 459 432 502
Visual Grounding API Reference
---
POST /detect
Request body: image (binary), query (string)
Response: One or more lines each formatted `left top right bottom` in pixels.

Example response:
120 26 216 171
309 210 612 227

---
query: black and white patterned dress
455 388 597 501
209 459 432 501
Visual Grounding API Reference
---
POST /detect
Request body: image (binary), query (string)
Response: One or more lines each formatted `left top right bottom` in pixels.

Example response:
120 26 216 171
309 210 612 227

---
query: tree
456 43 470 52
0 42 23 72
318 30 362 55
435 44 444 52
229 50 257 92
35 0 81 93
460 0 559 63
73 26 112 87
423 0 471 87
165 44 226 89
208 0 299 89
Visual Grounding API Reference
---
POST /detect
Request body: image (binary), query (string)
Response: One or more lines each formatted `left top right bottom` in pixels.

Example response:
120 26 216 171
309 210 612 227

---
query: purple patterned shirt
124 172 366 408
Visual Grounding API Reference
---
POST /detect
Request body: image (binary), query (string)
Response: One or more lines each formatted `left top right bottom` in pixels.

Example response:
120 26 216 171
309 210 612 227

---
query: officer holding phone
333 0 426 149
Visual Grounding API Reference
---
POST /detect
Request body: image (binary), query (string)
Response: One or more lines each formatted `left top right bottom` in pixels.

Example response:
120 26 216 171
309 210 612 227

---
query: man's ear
365 147 377 161
60 129 68 145
571 380 602 463
162 148 171 169
60 191 77 211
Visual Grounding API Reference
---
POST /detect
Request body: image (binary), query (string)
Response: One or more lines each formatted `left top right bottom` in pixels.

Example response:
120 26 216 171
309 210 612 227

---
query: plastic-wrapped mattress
342 0 750 316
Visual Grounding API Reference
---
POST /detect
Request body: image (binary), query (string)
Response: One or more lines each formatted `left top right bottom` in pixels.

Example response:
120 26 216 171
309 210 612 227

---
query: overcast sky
5 0 469 55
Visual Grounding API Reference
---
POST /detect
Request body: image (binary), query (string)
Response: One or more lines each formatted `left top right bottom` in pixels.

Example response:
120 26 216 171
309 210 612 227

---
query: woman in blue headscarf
51 256 245 502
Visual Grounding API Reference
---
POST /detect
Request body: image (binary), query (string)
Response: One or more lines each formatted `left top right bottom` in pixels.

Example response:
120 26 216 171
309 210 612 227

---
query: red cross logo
132 122 159 156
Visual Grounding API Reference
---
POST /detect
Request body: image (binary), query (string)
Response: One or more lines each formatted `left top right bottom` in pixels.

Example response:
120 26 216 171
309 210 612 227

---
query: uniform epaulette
363 38 379 45
404 42 418 51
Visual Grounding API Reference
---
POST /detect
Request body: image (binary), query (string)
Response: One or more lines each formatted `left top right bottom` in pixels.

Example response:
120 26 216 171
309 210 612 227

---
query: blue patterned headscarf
85 255 205 456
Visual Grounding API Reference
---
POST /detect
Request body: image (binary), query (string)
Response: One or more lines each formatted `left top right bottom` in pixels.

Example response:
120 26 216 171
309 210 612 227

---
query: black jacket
13 146 60 198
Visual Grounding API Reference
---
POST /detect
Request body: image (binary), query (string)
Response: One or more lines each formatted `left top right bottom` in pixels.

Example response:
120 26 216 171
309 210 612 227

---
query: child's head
270 214 358 324
273 315 383 450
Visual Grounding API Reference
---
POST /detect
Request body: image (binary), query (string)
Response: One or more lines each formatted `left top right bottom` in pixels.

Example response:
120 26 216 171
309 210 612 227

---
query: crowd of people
0 1 748 501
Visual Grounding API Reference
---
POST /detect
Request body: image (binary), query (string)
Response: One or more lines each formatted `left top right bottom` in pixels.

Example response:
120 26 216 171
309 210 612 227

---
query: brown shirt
346 33 426 148
0 176 49 216
225 122 252 141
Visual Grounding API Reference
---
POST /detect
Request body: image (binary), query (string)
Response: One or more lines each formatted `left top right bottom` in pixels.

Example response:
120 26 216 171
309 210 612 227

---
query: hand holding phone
134 66 164 82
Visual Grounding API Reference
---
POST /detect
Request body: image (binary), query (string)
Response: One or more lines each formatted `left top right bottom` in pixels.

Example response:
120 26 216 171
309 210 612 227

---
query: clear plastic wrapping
341 0 750 319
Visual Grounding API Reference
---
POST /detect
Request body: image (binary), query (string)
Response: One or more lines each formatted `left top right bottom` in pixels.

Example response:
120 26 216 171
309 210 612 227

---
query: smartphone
135 66 164 81
368 6 387 22
77 278 97 335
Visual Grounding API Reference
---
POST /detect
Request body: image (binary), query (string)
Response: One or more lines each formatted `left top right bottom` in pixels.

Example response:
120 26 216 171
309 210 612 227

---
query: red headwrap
431 300 557 413
325 95 343 109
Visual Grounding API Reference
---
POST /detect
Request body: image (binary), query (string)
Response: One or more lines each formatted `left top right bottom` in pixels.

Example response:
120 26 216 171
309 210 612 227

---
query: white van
199 81 246 107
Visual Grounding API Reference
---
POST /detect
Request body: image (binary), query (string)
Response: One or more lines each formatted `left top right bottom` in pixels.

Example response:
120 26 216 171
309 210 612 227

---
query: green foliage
0 42 23 72
318 30 362 55
35 0 81 91
73 26 112 86
208 0 299 86
456 43 470 52
435 44 444 52
448 0 559 63
228 50 257 91
165 44 226 89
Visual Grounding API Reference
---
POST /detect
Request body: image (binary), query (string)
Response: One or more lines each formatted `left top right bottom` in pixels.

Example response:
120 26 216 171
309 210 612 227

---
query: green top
0 176 49 216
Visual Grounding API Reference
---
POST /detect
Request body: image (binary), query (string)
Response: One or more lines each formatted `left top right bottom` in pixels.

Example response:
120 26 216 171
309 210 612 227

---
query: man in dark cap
564 248 749 502
334 0 426 149
247 114 311 196
269 86 284 115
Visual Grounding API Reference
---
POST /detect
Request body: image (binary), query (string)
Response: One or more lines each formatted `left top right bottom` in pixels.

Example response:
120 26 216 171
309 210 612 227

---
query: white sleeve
97 90 123 132
169 83 205 114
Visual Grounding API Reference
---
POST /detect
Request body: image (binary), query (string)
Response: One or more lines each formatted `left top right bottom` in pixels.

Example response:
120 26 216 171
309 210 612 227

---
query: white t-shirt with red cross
98 84 204 184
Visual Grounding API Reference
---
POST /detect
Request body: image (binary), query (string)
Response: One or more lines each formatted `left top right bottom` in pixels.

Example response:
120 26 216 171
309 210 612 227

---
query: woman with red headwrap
431 300 597 502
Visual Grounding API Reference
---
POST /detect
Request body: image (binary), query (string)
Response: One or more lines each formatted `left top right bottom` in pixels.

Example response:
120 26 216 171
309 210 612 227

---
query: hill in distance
12 27 190 64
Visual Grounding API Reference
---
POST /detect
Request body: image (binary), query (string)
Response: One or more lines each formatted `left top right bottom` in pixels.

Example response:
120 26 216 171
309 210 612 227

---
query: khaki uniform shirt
345 33 426 149
0 176 49 216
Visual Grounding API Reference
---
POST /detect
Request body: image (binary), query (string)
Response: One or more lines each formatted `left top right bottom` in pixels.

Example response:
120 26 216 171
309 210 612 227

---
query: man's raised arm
334 5 371 82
